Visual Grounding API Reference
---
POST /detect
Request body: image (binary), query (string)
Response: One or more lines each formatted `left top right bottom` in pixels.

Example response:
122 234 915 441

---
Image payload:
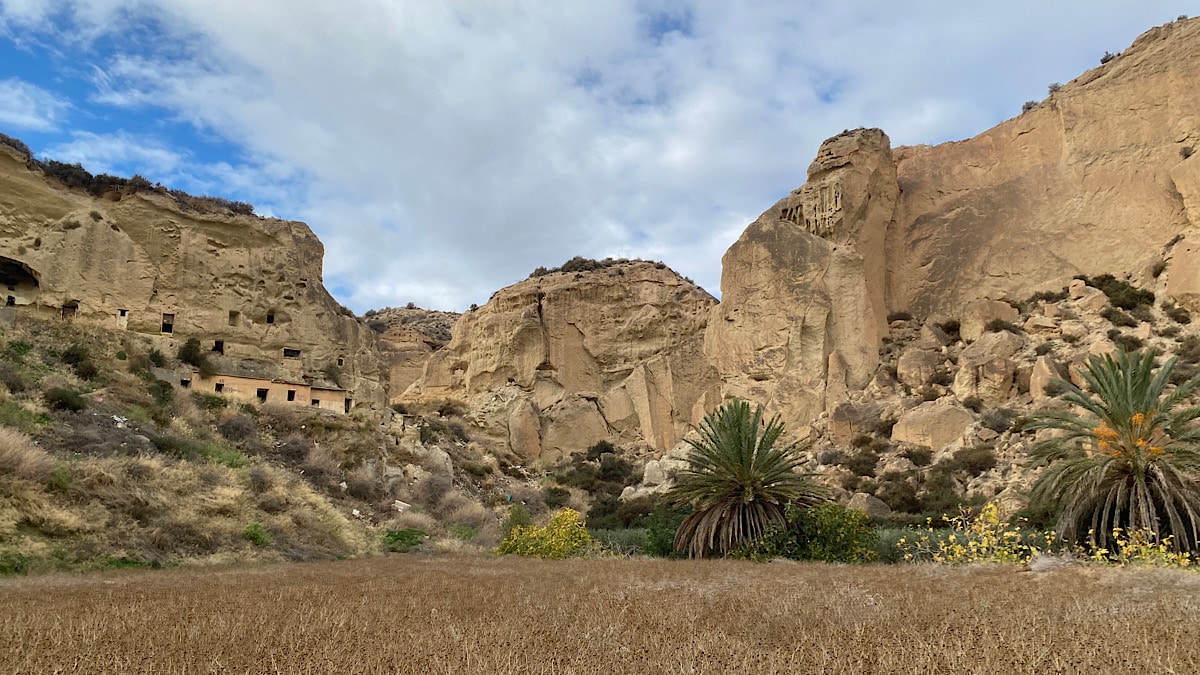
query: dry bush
386 510 439 532
0 428 54 483
344 465 382 501
413 472 453 508
301 444 342 489
217 413 258 443
3 559 1199 673
444 500 495 532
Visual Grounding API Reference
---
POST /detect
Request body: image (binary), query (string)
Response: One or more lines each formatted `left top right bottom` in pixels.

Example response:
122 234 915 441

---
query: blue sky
0 1 1193 312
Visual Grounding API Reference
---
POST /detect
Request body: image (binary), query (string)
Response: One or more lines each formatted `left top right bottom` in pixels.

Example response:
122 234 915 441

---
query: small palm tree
1026 349 1200 552
669 399 826 558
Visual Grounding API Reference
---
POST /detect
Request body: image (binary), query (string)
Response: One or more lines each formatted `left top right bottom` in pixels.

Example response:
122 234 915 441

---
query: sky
0 2 1193 313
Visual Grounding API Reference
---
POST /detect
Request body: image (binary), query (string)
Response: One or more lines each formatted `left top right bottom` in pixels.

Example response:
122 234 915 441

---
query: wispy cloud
0 77 69 131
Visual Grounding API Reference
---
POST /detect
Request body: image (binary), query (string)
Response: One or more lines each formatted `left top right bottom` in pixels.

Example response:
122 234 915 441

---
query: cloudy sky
0 2 1192 312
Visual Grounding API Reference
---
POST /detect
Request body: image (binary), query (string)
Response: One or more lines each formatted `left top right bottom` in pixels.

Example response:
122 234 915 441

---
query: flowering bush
1088 528 1193 568
496 508 595 559
898 503 1055 564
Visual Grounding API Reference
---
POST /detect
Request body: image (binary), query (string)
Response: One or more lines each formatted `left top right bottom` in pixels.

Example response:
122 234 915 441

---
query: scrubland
2 555 1198 674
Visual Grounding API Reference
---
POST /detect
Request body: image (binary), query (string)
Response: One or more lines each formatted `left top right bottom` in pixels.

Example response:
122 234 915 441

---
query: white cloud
1 0 1194 311
0 77 68 131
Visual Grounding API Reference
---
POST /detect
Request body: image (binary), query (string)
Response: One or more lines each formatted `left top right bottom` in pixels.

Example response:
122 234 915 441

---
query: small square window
179 379 191 389
161 313 174 333
256 388 269 402
283 348 301 358
287 390 296 402
214 383 224 393
311 399 320 407
213 340 224 355
118 308 128 317
337 357 345 367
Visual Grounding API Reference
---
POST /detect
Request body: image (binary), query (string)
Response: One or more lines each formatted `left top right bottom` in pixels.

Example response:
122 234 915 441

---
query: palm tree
669 399 826 558
1026 349 1200 552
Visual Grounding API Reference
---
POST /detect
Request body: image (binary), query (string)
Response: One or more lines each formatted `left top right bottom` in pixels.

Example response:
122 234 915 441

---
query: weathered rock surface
404 261 720 461
0 145 384 404
887 18 1200 316
705 128 897 428
892 401 974 451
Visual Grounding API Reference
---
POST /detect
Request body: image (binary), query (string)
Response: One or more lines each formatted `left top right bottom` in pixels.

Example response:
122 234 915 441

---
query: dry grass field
2 555 1199 674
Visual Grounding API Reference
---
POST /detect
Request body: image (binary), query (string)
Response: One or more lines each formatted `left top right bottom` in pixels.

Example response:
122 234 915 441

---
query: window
118 308 128 317
256 388 269 403
213 340 224 355
5 296 13 307
214 383 224 393
228 310 239 327
311 399 320 407
180 378 191 389
62 303 78 319
283 348 301 358
344 398 353 414
336 357 345 367
287 390 296 402
161 313 174 333
266 311 275 324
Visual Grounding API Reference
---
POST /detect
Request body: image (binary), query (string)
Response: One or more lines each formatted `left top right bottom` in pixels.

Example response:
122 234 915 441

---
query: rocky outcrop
0 145 384 404
887 18 1200 316
705 128 897 428
404 261 720 461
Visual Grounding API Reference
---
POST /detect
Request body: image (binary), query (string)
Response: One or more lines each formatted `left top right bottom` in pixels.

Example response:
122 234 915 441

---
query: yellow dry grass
2 556 1198 674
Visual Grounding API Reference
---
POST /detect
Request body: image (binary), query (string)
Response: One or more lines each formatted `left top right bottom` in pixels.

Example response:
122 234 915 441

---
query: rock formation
403 261 720 462
0 144 384 405
705 128 897 428
887 18 1200 316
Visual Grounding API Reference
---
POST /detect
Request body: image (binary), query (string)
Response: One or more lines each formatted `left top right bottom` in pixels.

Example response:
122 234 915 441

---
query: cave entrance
0 257 40 307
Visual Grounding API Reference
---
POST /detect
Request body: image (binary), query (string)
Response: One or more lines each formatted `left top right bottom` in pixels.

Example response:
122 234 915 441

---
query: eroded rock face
0 146 384 404
705 128 897 428
888 19 1200 316
405 261 720 461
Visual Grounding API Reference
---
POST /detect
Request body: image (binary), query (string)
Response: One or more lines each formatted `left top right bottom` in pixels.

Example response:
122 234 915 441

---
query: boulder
892 401 974 451
828 401 883 446
960 300 1020 342
847 492 892 519
952 357 1015 406
1030 355 1068 401
960 330 1024 365
896 349 940 388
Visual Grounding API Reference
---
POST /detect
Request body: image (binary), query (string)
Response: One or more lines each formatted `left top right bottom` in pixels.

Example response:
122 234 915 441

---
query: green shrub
60 344 89 366
984 319 1021 334
503 504 534 537
177 338 215 377
1129 304 1155 324
1106 329 1143 352
5 341 33 359
148 349 166 367
446 524 477 541
1034 342 1054 356
1100 307 1137 327
873 527 914 563
900 446 933 467
1165 304 1192 324
590 528 647 555
383 529 427 553
926 370 954 386
840 450 879 477
874 474 921 513
72 360 99 381
981 407 1017 433
542 486 571 509
934 320 961 342
496 508 595 559
151 435 246 468
148 379 174 406
44 388 86 412
0 364 25 393
946 445 996 478
1077 274 1154 310
0 401 50 432
737 503 878 563
960 395 984 413
644 505 689 558
192 392 227 410
243 522 271 547
0 552 32 576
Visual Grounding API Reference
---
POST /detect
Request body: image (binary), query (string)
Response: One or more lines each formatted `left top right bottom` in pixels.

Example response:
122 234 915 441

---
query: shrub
960 395 984 413
6 341 33 358
0 131 32 159
44 388 86 412
1165 303 1191 324
1129 304 1154 324
947 445 996 478
984 319 1021 334
900 446 933 467
60 344 89 366
383 529 427 552
0 552 31 576
496 508 596 559
934 320 961 342
1077 274 1154 310
503 504 534 537
243 522 271 547
899 503 1056 564
72 360 100 381
1047 82 1062 95
148 379 174 406
192 392 228 411
1021 100 1037 113
542 486 571 509
446 524 478 541
737 503 878 563
1034 342 1054 356
1106 330 1143 352
1100 307 1137 327
177 338 215 377
874 474 921 513
1100 51 1117 64
840 450 879 477
148 349 166 367
0 364 26 393
0 427 54 482
981 407 1017 433
590 528 647 555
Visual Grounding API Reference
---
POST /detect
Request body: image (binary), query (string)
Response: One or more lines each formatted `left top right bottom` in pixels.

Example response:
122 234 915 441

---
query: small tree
177 338 215 377
669 399 826 558
1026 349 1200 552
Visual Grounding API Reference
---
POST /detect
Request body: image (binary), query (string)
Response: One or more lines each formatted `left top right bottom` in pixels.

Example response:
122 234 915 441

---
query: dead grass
1 557 1197 673
0 427 53 482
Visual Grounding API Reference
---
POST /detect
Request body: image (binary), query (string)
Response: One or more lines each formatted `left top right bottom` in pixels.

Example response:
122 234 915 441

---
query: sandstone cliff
888 17 1200 315
403 261 720 462
0 144 384 404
